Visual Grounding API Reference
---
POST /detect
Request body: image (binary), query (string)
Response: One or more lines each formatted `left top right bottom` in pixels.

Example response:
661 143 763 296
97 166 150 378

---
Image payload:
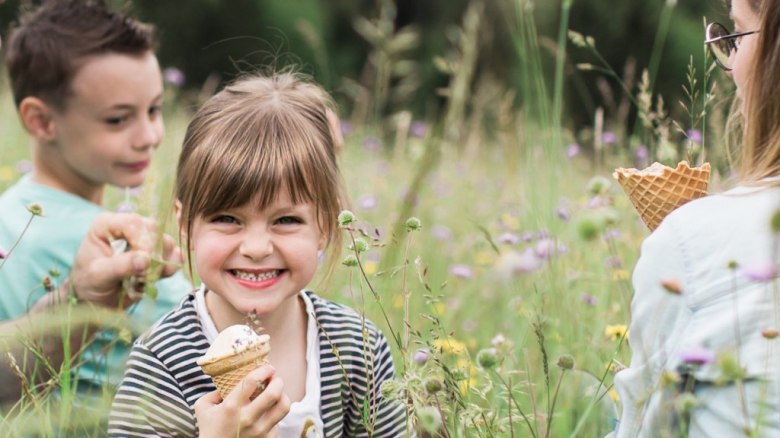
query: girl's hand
195 365 291 438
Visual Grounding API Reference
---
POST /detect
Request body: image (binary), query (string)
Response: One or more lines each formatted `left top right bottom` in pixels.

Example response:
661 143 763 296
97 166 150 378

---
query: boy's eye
149 105 162 117
105 115 128 126
276 216 302 225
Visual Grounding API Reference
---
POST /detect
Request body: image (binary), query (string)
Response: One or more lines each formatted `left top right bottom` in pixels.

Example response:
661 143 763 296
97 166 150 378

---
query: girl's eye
276 216 302 225
212 215 239 225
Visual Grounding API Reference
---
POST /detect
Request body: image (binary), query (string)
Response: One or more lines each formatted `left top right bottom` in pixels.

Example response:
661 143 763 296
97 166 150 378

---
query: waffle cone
613 161 710 231
197 340 270 399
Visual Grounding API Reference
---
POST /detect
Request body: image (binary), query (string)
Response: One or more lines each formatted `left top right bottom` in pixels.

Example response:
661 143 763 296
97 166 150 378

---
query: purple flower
115 202 136 213
605 256 623 269
679 346 715 366
497 232 519 245
521 232 535 242
357 194 378 210
362 137 382 151
603 229 622 241
536 229 550 240
449 264 474 279
556 207 571 221
127 186 144 197
687 129 703 144
635 144 649 161
579 293 598 306
0 245 7 259
410 121 428 138
162 67 185 87
566 143 581 159
602 131 617 144
740 261 779 282
498 249 542 277
15 160 33 174
431 225 452 241
535 238 556 259
413 348 430 365
340 121 354 136
587 196 611 209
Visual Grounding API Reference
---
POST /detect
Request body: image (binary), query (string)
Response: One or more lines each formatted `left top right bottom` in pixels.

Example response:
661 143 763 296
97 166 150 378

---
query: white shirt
195 285 324 437
611 184 780 437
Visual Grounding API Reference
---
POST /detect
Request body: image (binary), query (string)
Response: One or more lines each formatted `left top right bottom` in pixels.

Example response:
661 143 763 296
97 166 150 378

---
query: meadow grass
0 0 732 435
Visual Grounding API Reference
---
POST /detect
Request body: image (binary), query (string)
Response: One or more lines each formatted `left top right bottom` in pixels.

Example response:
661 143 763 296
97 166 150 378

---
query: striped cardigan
108 291 409 437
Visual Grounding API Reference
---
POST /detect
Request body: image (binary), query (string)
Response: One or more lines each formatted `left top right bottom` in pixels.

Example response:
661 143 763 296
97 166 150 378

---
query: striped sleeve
365 330 410 437
107 342 196 437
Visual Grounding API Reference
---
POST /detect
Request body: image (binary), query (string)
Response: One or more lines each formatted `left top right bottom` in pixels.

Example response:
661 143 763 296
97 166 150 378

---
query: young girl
611 0 780 436
108 73 409 437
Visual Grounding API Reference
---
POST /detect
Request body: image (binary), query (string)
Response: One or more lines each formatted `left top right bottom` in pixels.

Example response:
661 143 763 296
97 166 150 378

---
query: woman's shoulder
661 185 780 232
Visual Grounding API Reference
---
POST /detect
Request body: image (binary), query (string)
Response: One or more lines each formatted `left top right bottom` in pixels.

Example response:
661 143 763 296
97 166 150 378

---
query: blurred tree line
0 0 725 132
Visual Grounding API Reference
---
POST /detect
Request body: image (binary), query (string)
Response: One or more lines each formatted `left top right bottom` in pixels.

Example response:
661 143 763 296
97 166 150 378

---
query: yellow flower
612 269 629 281
434 337 467 355
501 213 520 231
0 166 15 183
392 294 404 310
474 250 495 266
433 302 446 316
363 260 378 275
609 388 619 402
604 324 628 341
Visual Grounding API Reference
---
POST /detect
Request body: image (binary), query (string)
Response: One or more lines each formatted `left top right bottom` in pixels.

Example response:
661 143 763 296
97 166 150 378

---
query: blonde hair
739 0 780 183
175 72 345 279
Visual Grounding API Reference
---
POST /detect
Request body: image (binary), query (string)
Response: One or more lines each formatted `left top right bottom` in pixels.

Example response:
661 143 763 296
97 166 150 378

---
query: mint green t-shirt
0 175 191 388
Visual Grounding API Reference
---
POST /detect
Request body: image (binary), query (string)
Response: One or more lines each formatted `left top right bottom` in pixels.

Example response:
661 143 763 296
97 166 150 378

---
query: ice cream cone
197 326 270 399
613 161 710 231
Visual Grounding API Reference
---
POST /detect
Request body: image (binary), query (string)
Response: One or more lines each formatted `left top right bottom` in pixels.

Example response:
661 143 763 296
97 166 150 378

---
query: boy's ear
18 97 57 142
174 200 184 233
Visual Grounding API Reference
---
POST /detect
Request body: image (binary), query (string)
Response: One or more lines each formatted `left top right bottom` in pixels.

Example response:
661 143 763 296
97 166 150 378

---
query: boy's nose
132 117 164 150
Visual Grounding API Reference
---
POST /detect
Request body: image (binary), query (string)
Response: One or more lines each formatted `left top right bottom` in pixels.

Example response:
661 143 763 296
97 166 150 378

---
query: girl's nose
239 229 274 259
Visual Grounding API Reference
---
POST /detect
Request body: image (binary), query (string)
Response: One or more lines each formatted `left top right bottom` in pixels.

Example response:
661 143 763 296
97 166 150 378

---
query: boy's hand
194 365 290 438
68 212 182 308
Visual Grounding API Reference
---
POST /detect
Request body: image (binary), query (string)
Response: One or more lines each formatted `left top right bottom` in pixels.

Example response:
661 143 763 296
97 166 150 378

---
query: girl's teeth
234 270 279 282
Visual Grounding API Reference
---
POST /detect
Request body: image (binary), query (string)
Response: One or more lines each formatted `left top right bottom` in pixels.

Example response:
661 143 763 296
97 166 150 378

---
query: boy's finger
159 234 182 277
90 212 156 253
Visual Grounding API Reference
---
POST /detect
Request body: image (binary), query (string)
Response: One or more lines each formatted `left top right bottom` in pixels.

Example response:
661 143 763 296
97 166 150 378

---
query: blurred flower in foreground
604 324 628 341
362 136 381 151
679 346 714 366
16 160 33 174
580 293 598 306
431 225 451 241
587 176 612 196
162 67 185 87
433 337 467 355
413 348 430 365
556 206 571 221
357 194 377 210
602 131 617 144
410 121 428 138
740 261 779 282
635 144 649 163
687 129 703 144
449 264 474 279
0 245 7 259
115 202 136 213
340 121 354 136
566 143 581 159
496 232 519 245
495 249 542 279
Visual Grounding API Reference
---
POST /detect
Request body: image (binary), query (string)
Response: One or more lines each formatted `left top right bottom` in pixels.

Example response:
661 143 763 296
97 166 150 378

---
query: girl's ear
19 97 56 142
318 232 328 251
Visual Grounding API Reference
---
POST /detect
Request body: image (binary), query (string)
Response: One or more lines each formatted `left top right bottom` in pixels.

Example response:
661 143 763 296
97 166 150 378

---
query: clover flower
412 348 430 365
449 264 474 279
357 194 377 210
15 160 33 173
686 129 703 144
740 261 779 282
162 67 185 87
410 121 428 138
679 346 715 366
566 143 580 159
604 324 628 341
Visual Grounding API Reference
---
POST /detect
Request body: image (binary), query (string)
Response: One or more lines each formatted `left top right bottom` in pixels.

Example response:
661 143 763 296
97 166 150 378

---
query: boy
0 0 189 397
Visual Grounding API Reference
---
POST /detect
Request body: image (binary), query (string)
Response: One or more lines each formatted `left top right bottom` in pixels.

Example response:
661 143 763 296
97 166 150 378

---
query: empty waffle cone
613 161 710 231
197 334 270 399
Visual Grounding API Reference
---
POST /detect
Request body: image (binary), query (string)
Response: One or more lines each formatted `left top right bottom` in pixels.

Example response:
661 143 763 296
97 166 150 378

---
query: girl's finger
252 392 291 434
224 364 276 407
244 375 286 419
194 389 222 412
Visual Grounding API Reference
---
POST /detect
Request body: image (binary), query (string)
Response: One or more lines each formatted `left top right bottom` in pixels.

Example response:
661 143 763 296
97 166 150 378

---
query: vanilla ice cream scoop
198 325 271 398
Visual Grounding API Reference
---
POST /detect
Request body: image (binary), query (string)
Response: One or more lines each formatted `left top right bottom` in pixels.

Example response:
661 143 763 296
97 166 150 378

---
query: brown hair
175 72 345 280
4 0 157 108
739 0 780 182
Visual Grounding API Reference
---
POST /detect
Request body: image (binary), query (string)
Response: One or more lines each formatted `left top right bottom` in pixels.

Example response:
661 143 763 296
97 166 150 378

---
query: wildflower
635 144 649 162
413 348 430 365
568 30 588 48
566 143 580 159
0 245 6 259
362 136 381 151
476 348 499 369
495 249 542 278
337 210 356 227
349 238 368 253
449 264 474 279
556 354 575 370
521 231 535 242
587 195 611 209
675 393 699 414
342 254 359 267
556 207 571 221
577 216 603 241
580 293 598 306
357 194 377 210
433 338 467 355
771 210 780 233
405 217 422 231
762 328 779 339
340 121 354 136
612 270 629 281
740 261 778 282
380 379 403 400
416 406 443 434
679 346 715 366
115 201 136 213
718 352 746 382
491 333 509 348
660 370 681 387
162 67 185 87
661 278 683 295
686 129 703 144
496 232 519 245
605 256 623 269
423 377 443 394
604 324 628 341
410 121 428 138
26 203 44 216
431 225 451 241
603 229 622 241
362 260 378 275
15 160 33 173
535 238 566 260
602 131 617 145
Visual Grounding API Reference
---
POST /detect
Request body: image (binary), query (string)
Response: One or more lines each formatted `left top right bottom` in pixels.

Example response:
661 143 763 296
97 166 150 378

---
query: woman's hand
195 365 291 437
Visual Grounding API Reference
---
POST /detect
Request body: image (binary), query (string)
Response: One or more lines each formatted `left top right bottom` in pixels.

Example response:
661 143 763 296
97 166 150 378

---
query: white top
195 285 324 437
611 183 780 437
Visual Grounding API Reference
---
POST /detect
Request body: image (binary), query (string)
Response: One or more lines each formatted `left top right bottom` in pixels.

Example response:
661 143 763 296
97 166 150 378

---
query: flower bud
349 238 369 253
342 254 359 267
424 377 444 394
405 216 422 231
661 278 682 295
556 354 575 370
413 348 430 365
476 348 499 369
338 210 356 227
762 328 779 339
26 202 44 216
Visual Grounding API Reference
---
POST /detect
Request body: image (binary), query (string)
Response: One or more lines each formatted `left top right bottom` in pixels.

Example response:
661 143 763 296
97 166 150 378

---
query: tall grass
0 0 733 436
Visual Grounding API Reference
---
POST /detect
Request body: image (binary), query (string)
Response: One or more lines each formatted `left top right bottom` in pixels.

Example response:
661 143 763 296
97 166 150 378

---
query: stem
553 0 573 131
0 213 36 270
493 370 538 438
545 370 566 437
